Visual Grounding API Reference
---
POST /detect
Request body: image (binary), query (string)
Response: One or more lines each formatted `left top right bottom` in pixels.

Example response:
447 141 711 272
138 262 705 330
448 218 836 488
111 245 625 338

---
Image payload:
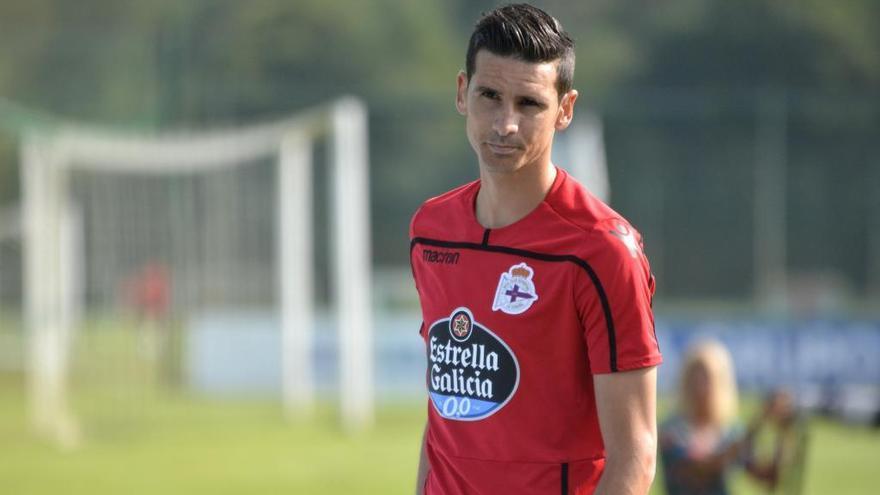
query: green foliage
0 0 878 295
2 0 876 134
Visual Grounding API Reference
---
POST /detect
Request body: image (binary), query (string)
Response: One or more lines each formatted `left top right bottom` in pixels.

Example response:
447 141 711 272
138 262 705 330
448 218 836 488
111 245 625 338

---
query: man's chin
479 154 525 174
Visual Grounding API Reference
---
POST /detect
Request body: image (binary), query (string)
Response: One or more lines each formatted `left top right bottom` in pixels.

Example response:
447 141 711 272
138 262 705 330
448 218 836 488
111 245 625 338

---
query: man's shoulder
410 179 479 238
419 179 479 212
548 170 645 259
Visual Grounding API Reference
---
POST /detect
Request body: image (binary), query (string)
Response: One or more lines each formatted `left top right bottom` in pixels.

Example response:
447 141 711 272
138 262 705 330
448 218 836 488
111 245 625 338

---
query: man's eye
521 99 540 107
481 90 499 99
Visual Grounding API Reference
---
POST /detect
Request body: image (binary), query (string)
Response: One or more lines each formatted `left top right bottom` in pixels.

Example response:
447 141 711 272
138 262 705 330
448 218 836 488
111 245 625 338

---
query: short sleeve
576 218 662 374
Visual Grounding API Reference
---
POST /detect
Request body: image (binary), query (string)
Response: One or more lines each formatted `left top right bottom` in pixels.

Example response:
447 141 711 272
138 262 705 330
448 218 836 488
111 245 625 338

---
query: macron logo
609 221 641 259
423 249 460 265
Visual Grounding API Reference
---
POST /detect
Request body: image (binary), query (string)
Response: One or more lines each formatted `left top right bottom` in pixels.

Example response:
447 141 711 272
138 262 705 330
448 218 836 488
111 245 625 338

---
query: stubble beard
478 149 525 175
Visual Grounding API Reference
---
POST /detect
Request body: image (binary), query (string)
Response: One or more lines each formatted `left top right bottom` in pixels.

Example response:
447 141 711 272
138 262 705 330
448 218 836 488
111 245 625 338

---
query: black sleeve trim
560 462 569 495
410 236 619 372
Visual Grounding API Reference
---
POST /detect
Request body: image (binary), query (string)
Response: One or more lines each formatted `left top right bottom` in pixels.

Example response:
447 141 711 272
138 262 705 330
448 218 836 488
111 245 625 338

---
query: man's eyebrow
474 85 498 94
519 94 548 104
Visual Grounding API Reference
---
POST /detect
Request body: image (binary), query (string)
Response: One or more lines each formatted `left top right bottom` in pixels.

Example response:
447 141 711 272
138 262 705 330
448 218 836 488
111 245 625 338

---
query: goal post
20 97 374 444
331 100 374 427
20 135 82 447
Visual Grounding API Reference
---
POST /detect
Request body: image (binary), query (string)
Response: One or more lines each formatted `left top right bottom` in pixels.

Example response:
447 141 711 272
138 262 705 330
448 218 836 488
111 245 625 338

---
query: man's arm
592 366 658 495
415 422 430 495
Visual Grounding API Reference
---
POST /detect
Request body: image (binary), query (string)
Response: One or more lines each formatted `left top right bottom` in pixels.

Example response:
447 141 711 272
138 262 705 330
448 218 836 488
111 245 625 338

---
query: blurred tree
0 0 877 297
594 0 880 298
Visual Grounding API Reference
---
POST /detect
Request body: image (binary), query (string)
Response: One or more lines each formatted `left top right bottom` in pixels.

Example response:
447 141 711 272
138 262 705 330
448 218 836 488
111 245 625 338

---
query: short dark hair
465 3 575 96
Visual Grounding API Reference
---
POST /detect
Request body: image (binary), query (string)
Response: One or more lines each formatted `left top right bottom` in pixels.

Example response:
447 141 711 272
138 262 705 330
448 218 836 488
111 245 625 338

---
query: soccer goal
20 97 374 445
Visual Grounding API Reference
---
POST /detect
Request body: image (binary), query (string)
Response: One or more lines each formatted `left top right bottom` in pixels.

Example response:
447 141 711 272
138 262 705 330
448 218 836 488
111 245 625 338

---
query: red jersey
410 167 662 495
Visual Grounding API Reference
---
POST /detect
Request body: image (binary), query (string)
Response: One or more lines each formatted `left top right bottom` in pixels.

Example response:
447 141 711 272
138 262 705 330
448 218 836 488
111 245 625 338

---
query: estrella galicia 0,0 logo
427 307 519 421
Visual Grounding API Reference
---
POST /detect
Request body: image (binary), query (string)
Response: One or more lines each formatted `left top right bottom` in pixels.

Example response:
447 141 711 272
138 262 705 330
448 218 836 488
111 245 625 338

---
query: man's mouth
485 142 520 155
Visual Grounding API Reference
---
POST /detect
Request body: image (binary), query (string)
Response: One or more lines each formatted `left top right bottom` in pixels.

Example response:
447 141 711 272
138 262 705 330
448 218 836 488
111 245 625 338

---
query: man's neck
475 162 557 229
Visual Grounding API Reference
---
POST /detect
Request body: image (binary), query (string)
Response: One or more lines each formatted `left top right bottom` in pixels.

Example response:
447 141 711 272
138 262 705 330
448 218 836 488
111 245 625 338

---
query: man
410 4 661 494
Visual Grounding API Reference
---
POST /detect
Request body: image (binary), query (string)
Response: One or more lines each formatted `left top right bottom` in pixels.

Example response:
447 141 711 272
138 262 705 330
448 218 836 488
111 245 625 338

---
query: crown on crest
511 266 530 278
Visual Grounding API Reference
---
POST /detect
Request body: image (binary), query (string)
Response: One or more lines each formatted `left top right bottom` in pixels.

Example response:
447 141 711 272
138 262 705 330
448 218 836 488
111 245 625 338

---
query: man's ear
456 71 469 116
555 89 578 130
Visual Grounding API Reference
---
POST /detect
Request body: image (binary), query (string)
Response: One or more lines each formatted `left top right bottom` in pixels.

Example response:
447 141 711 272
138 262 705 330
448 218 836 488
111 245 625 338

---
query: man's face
456 50 577 175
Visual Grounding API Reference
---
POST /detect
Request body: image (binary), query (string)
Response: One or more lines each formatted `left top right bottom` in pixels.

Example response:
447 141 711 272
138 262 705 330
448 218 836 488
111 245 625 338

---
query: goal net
20 97 374 446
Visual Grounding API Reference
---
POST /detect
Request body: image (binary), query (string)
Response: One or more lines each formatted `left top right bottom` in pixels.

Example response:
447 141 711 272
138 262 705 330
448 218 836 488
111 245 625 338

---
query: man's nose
493 105 519 136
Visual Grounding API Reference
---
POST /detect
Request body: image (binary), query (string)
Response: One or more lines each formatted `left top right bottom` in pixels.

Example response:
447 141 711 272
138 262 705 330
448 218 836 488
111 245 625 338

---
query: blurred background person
660 340 797 495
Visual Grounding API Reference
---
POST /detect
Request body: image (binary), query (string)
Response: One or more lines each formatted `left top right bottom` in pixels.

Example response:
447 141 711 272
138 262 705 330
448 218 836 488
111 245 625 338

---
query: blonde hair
679 339 739 427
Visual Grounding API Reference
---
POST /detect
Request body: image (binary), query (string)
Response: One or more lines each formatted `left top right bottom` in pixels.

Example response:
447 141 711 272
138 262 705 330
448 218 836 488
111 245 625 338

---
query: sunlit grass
0 324 877 494
0 374 426 495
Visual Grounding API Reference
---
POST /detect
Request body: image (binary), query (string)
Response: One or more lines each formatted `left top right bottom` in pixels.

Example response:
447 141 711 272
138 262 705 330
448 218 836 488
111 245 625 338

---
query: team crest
492 262 538 315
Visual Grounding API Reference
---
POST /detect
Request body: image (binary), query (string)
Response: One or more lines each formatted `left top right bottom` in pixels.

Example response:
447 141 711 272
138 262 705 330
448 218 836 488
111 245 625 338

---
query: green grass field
0 377 426 494
2 374 878 494
0 322 878 494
